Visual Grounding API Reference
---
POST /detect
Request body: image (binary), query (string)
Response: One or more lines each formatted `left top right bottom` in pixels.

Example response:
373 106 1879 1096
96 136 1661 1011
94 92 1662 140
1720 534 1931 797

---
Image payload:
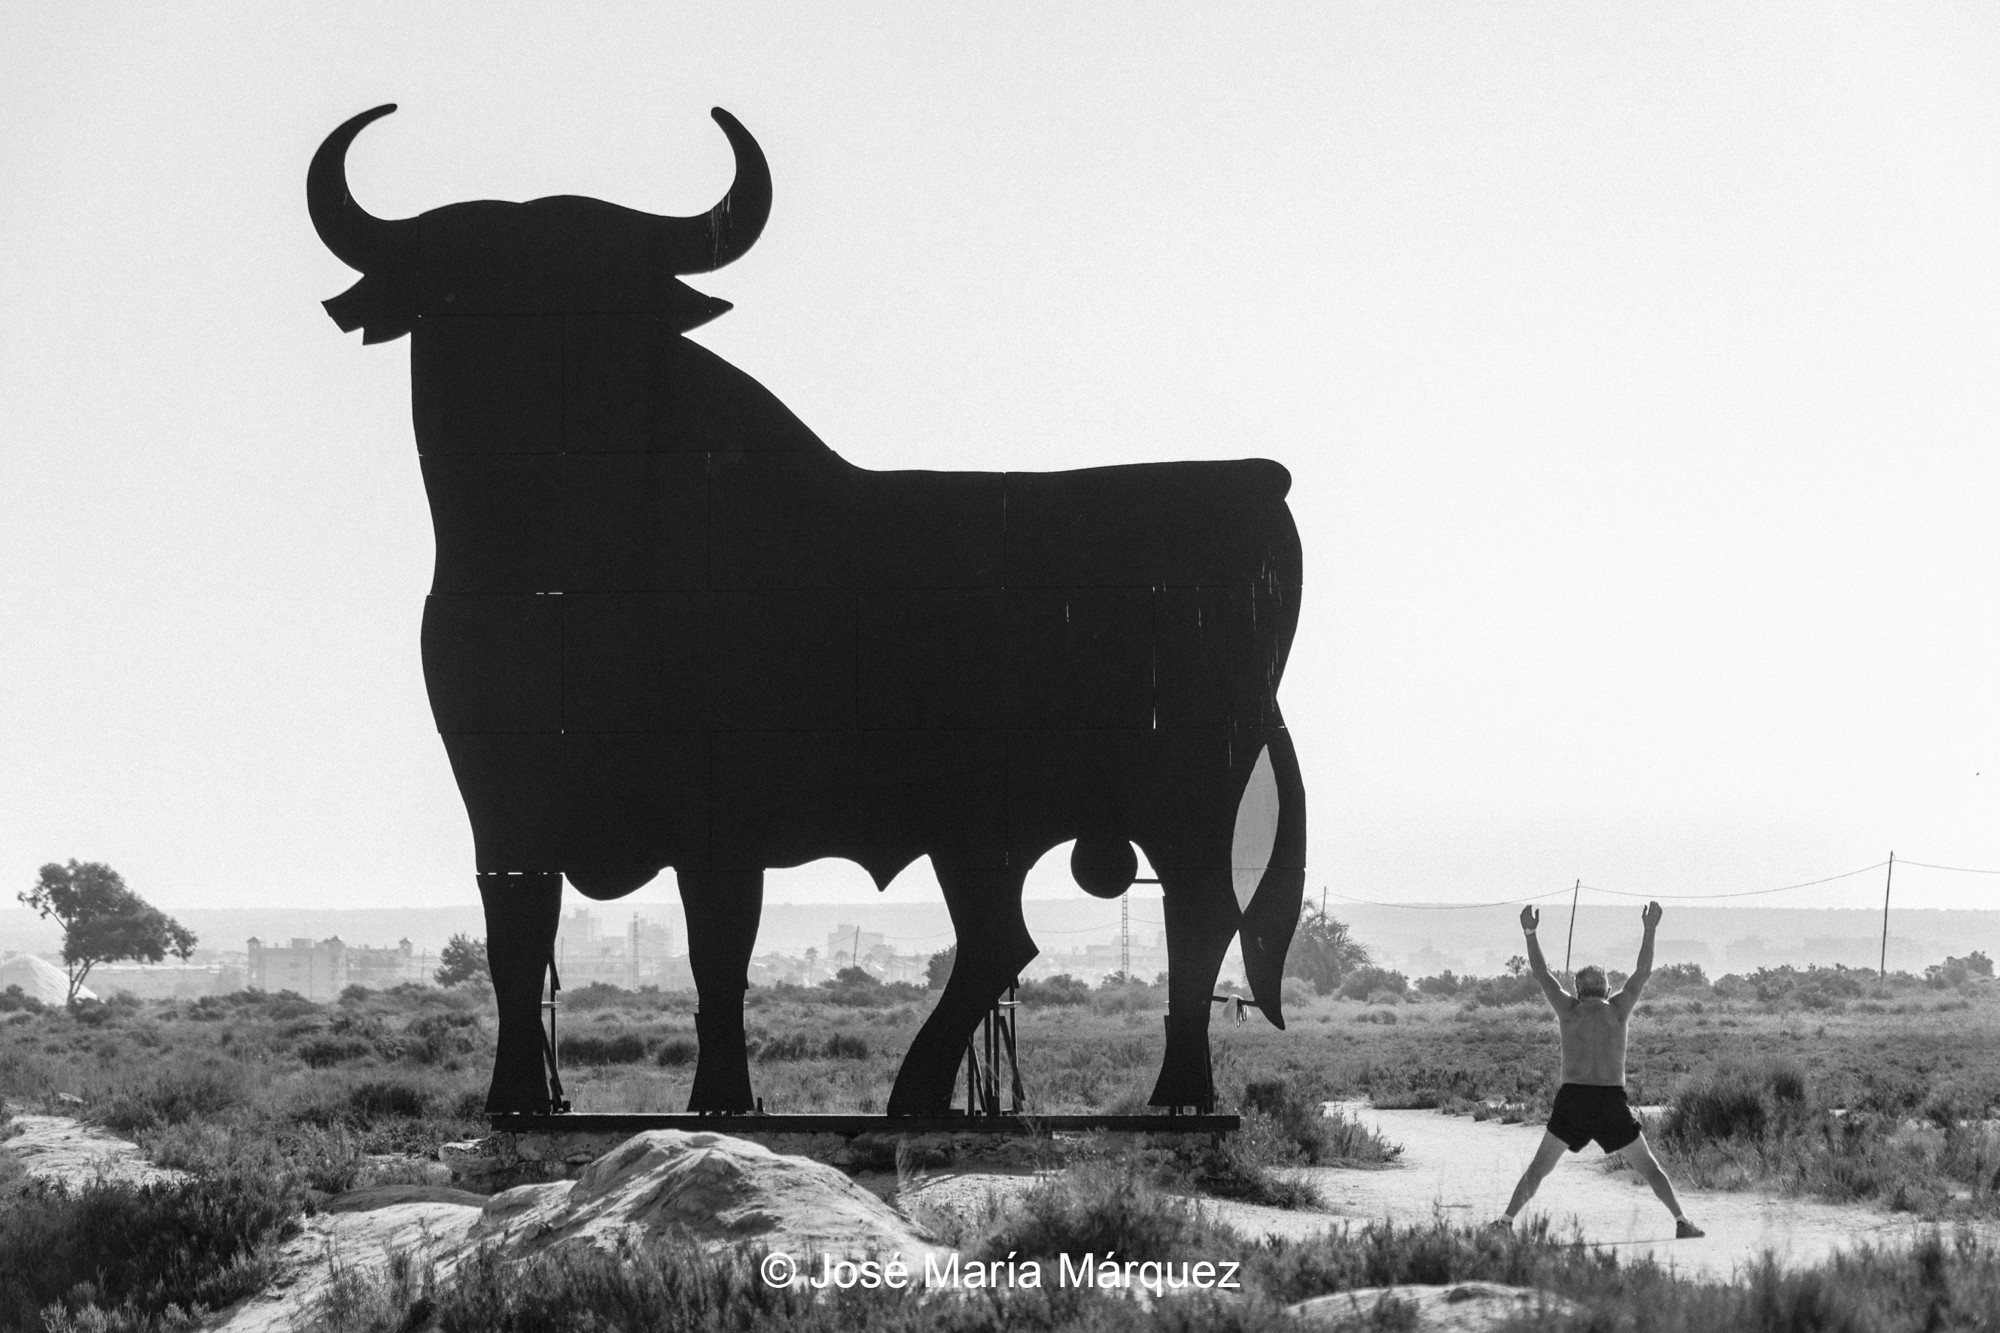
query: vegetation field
2 954 1998 1330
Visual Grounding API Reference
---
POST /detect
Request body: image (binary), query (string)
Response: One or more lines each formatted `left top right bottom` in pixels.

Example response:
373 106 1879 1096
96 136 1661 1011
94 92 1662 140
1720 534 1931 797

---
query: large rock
473 1130 944 1264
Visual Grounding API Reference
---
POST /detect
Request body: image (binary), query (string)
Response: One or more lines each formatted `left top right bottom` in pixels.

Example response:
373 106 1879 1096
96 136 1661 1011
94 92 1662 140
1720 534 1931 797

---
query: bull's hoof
886 1060 957 1117
687 1063 754 1114
688 1011 754 1112
484 1083 553 1116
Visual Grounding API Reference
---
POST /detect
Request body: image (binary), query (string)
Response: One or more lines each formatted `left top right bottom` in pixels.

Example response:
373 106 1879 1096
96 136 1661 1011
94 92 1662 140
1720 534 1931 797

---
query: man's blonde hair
1575 965 1608 999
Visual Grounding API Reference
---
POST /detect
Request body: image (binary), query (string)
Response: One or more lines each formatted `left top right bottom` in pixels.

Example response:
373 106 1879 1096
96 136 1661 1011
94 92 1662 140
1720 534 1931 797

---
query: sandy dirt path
1301 1103 1974 1279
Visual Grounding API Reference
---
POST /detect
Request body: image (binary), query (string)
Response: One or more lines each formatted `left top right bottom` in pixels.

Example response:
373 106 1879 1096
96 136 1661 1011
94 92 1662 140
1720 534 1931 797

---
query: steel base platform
488 1112 1239 1137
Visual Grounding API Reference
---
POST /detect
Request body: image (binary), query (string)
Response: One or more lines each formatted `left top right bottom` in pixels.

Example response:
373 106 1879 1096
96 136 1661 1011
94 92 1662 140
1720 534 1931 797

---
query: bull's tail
1234 724 1306 1027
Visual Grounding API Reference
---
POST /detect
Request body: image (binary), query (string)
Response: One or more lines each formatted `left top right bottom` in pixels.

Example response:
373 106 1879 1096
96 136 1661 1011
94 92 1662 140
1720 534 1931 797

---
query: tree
435 933 490 988
926 945 955 990
1505 955 1527 977
19 860 196 1007
1282 904 1372 995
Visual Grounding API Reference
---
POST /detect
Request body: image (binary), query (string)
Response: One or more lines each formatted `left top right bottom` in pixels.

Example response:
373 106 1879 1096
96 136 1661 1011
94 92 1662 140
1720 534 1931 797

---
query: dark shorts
1547 1083 1641 1154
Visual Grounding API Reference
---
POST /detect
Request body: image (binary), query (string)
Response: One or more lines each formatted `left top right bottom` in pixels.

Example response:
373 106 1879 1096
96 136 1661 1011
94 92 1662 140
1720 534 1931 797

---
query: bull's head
307 105 771 343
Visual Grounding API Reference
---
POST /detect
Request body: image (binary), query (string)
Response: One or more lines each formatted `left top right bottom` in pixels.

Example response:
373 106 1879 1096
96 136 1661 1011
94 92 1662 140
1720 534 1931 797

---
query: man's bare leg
1617 1133 1704 1237
1495 1131 1569 1226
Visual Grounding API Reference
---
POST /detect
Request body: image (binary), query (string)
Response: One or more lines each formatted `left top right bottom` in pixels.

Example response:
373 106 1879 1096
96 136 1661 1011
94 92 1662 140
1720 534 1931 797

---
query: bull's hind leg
679 867 763 1113
1149 867 1237 1111
887 867 1036 1116
479 871 563 1114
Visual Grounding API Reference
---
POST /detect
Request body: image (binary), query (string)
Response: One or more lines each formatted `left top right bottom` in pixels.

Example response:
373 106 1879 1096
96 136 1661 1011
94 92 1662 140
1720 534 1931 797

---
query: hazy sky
3 4 1996 919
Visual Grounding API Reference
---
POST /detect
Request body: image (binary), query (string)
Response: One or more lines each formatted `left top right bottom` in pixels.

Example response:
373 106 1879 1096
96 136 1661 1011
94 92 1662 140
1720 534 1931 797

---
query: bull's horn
308 104 415 273
661 107 772 274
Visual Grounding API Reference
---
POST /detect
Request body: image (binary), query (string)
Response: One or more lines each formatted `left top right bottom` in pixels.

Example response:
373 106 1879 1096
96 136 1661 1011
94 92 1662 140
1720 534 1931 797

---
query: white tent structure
0 952 91 1004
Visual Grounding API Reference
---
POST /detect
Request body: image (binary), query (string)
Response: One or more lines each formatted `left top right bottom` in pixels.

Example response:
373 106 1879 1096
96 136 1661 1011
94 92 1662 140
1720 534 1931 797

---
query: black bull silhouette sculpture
309 105 1306 1116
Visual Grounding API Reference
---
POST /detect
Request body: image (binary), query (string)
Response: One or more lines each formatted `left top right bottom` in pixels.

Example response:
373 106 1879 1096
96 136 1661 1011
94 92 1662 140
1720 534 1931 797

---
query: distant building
248 937 347 1000
91 963 241 1000
247 936 425 1000
626 914 678 989
1654 939 1712 968
555 908 679 990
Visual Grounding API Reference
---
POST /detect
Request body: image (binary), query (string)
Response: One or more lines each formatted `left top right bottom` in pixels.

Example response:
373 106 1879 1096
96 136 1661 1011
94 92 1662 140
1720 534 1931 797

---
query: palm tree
1283 904 1371 994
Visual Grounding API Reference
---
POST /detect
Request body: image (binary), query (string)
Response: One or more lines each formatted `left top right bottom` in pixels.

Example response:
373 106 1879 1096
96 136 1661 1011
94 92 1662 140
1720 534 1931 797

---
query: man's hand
1642 901 1663 932
1521 905 1540 934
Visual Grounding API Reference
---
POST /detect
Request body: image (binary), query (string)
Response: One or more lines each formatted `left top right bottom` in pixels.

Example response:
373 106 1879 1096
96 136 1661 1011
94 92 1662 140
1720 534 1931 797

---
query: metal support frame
961 979 1025 1116
540 954 571 1114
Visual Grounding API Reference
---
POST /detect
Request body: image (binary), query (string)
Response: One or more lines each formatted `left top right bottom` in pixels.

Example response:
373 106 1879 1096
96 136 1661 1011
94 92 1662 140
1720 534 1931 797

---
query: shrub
562 982 630 1012
404 1010 480 1063
973 1160 1242 1266
1466 973 1542 1008
1662 1058 1811 1146
1280 976 1315 1010
0 985 46 1015
1356 1008 1398 1025
1019 974 1092 1007
298 1036 374 1068
755 1032 816 1063
561 1033 648 1065
246 990 322 1021
1338 967 1407 1001
96 1061 244 1134
346 1079 430 1121
418 1243 819 1333
655 1037 698 1067
1090 977 1165 1014
1415 971 1461 998
821 1033 870 1060
0 1171 302 1329
1652 962 1709 991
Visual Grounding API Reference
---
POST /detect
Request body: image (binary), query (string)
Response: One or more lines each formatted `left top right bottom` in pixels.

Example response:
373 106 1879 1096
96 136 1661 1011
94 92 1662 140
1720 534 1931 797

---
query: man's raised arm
1614 901 1662 1012
1520 906 1569 1010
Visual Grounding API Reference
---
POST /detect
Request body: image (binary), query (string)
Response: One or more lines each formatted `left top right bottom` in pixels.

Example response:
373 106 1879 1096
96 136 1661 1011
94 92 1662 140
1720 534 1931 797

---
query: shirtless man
1495 900 1703 1239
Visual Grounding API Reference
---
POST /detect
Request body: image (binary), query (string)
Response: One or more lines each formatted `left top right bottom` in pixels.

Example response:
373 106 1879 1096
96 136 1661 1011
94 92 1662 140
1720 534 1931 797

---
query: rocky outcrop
1290 1281 1577 1331
1 1114 187 1188
473 1129 945 1264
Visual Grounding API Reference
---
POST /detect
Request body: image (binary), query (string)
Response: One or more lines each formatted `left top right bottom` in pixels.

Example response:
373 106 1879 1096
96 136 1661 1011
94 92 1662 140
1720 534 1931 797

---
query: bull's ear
324 273 418 343
661 277 733 333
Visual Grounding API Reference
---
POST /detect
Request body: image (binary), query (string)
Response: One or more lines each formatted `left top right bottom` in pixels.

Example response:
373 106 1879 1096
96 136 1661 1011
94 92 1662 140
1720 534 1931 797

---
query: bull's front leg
478 871 563 1114
1148 870 1236 1112
679 867 763 1113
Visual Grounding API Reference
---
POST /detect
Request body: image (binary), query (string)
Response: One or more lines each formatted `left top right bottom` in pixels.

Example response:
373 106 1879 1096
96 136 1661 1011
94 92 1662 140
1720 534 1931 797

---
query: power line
1579 860 1891 902
1324 886 1576 911
1897 859 2000 875
847 851 1997 938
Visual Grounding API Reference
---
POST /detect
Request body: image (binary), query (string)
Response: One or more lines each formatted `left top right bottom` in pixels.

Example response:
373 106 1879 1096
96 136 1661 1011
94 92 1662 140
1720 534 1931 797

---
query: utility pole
1564 878 1581 975
1880 851 1895 981
1120 895 1130 979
